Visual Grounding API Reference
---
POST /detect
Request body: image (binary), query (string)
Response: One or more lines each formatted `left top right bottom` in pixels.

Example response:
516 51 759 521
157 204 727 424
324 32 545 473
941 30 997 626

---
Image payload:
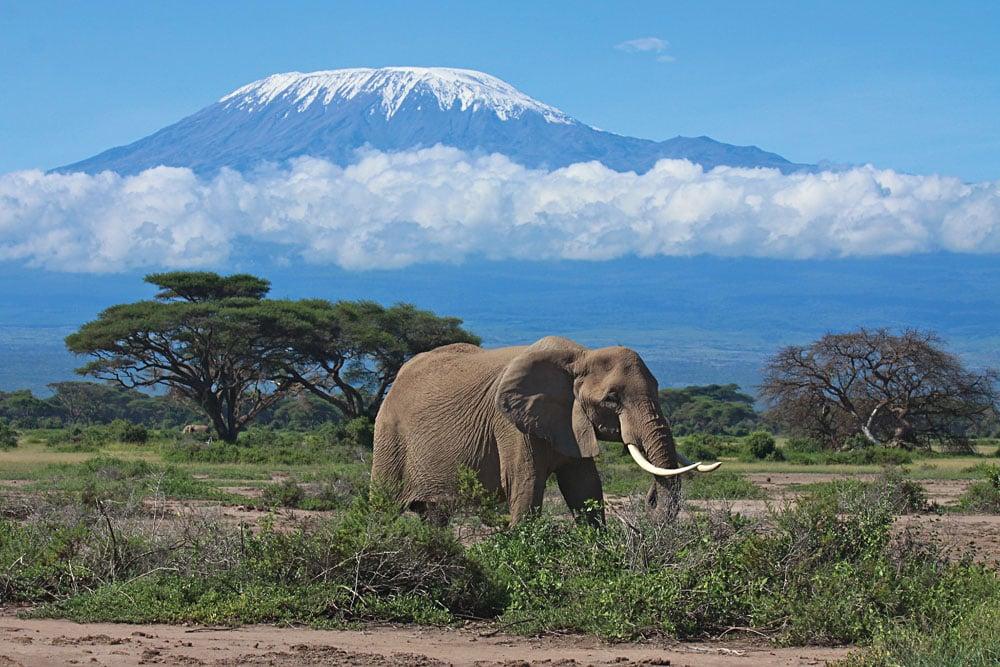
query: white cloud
1 147 999 272
616 37 669 53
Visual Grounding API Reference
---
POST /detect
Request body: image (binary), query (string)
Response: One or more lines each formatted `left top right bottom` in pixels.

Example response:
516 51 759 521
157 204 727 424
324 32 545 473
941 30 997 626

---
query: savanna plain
1 418 999 666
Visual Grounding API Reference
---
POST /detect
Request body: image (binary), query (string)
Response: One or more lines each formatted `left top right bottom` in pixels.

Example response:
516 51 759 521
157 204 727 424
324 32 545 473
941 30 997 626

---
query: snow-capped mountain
58 67 811 175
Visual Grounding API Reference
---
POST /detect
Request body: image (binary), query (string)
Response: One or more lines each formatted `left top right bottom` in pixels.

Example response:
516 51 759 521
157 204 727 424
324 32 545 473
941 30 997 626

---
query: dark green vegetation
659 383 760 436
65 272 477 441
1 472 997 653
957 465 1000 513
0 418 17 449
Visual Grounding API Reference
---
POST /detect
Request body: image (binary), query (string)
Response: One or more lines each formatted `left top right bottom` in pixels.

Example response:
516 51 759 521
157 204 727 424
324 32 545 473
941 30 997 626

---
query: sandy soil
0 615 853 666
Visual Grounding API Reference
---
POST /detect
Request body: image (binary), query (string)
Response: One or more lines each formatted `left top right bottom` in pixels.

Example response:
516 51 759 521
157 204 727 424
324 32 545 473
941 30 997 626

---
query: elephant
371 336 720 525
182 424 210 435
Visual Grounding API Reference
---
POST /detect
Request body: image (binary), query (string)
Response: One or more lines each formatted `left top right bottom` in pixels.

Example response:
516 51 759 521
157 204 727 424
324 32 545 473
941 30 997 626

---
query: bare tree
761 329 999 450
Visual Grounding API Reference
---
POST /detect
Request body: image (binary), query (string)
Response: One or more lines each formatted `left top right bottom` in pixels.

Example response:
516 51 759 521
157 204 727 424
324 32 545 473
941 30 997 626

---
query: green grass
841 596 1000 666
4 482 998 646
23 456 234 502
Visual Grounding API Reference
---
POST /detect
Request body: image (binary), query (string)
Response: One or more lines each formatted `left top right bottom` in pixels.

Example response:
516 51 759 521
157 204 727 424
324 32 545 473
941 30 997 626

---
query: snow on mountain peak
219 67 575 124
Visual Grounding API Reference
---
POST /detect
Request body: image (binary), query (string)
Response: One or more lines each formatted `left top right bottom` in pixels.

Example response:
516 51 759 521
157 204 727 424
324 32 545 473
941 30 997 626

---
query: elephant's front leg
504 468 547 525
498 431 549 525
556 458 605 525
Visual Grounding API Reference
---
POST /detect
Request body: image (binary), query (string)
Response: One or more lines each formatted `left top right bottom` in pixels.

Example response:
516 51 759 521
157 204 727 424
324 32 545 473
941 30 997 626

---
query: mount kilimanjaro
58 67 811 175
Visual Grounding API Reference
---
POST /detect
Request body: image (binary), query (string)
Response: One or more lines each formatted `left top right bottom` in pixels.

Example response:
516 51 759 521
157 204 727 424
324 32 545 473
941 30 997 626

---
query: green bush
4 494 504 625
109 419 148 444
261 479 306 508
42 425 111 452
842 596 1000 666
163 425 369 465
0 418 18 449
745 431 776 459
471 486 999 643
957 465 1000 513
678 433 721 461
784 437 823 455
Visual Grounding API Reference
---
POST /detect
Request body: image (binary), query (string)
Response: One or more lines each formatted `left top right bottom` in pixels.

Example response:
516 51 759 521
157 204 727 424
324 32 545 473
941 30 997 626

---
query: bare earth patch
0 614 853 666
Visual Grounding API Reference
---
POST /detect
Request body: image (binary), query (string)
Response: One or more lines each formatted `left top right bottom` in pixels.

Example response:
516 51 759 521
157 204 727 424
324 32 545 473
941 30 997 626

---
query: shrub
163 425 369 465
471 486 999 643
4 493 504 625
261 479 306 508
0 418 18 449
745 431 776 459
109 419 148 444
678 433 721 461
42 425 112 452
784 437 823 455
957 465 1000 513
842 596 1000 666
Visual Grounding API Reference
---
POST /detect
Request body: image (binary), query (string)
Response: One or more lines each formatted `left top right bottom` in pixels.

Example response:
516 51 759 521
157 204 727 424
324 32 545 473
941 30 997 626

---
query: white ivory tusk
676 451 723 473
627 444 702 476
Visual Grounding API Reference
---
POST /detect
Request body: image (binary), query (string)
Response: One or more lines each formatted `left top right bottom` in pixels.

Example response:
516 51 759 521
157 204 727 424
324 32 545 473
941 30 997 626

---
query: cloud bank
1 147 999 272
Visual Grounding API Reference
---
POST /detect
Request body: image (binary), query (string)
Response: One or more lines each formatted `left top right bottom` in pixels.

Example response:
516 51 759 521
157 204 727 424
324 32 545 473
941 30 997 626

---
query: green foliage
0 389 64 428
163 424 369 465
841 596 1000 666
268 299 480 420
261 479 306 508
5 494 504 625
0 418 18 449
683 472 767 500
146 271 271 302
42 425 111 452
25 456 226 503
781 442 915 466
109 419 148 444
677 433 721 461
957 464 1000 513
745 430 777 459
800 468 928 515
660 384 760 436
471 483 998 643
785 437 824 454
453 467 508 528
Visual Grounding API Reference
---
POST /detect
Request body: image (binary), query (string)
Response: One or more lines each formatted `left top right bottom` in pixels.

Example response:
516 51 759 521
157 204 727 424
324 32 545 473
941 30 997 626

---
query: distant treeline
1 379 765 437
0 382 343 430
659 383 760 436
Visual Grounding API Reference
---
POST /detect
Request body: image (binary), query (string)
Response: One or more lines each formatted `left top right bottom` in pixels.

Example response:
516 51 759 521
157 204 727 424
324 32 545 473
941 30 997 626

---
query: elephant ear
496 348 599 458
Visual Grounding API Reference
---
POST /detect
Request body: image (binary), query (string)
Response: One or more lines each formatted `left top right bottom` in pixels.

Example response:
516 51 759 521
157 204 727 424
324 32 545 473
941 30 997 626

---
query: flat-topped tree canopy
65 272 479 440
145 271 271 303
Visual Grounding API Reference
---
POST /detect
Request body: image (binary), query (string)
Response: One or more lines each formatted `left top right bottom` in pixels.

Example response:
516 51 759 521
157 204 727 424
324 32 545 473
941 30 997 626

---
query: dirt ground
0 614 854 666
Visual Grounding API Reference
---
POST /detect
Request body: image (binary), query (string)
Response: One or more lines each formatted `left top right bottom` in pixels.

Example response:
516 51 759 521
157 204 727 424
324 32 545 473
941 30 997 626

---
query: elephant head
496 336 720 516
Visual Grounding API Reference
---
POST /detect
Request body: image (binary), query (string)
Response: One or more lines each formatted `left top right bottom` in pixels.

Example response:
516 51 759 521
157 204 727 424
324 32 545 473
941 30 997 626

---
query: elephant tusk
676 451 723 473
626 444 701 477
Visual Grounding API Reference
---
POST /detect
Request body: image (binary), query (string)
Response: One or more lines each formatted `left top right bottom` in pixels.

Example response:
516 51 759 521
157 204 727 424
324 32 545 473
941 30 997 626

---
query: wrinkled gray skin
372 336 683 525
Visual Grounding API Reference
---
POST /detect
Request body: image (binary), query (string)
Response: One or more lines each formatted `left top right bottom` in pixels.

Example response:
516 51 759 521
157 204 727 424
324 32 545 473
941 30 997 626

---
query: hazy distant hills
4 255 998 396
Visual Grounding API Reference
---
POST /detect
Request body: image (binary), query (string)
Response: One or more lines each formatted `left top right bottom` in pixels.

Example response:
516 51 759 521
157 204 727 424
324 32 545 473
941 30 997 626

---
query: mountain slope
58 67 810 175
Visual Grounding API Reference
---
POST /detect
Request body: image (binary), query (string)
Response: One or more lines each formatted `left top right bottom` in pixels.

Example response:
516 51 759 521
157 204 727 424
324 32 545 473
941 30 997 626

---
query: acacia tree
761 328 999 450
266 299 480 420
66 273 293 442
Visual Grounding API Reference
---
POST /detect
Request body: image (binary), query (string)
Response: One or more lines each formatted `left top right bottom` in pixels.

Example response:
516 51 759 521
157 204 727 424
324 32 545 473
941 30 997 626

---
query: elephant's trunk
620 398 717 519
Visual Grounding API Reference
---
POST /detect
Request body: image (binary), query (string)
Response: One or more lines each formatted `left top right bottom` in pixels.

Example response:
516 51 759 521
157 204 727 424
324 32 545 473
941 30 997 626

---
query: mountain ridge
57 67 813 176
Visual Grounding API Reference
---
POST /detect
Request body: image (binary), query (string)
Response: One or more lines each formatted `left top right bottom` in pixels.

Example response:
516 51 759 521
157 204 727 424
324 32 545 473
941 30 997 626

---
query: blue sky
2 0 998 180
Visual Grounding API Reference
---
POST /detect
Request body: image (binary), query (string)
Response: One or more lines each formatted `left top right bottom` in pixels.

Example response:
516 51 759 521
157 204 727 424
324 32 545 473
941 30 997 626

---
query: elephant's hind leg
556 458 605 525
